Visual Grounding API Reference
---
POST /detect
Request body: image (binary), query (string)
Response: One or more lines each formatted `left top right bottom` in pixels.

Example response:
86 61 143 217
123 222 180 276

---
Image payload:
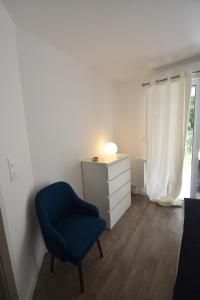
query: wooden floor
33 195 183 300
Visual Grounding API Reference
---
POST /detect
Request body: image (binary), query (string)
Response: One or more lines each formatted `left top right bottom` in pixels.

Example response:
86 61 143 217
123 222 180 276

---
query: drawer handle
107 168 130 183
107 180 131 198
108 191 131 212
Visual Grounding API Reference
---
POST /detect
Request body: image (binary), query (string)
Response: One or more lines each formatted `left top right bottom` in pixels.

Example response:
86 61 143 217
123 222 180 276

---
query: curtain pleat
145 73 192 206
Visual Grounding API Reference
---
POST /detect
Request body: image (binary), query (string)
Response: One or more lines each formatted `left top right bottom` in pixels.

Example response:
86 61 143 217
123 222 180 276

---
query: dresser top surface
82 154 129 166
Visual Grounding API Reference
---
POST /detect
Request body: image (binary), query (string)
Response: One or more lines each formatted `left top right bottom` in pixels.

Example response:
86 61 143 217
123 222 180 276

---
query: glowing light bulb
104 142 118 155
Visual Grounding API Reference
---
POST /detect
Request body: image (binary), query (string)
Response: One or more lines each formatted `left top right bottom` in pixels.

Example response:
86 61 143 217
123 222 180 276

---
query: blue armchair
35 181 106 292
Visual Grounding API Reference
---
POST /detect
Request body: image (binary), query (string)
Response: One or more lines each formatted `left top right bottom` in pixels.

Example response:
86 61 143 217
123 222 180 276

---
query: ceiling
3 0 200 82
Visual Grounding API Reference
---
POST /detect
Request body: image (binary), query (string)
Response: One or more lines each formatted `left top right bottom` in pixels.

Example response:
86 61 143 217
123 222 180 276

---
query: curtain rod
142 71 200 87
142 75 180 87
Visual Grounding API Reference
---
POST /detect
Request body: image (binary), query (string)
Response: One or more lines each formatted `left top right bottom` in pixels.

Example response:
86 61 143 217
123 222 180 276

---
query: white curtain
146 73 191 206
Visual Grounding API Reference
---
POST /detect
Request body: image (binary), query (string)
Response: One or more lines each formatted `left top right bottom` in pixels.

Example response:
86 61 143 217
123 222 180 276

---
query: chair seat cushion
55 214 106 265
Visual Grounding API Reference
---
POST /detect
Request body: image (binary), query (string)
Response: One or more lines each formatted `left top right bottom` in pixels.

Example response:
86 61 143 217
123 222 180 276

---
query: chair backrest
35 181 76 226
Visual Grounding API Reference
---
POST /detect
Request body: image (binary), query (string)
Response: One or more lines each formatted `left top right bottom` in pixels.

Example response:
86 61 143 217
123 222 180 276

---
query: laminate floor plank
32 195 182 300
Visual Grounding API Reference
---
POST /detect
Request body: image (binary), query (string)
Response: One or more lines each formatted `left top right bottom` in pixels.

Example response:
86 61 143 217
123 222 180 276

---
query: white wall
16 28 118 198
0 4 119 300
118 77 147 188
0 3 42 300
118 78 146 159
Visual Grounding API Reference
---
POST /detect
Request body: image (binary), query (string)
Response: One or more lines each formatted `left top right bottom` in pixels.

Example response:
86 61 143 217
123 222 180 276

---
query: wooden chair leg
96 239 103 258
78 264 84 293
50 254 55 273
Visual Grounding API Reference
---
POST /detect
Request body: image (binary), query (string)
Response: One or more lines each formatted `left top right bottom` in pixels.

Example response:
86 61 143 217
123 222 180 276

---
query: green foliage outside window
185 95 195 161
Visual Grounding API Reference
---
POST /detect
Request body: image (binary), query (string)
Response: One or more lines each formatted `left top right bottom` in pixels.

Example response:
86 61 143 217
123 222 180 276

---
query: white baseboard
131 185 147 196
26 244 46 300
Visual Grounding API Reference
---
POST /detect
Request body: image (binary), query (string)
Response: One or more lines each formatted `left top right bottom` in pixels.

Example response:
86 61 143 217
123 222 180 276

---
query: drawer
109 192 131 228
108 181 131 210
108 169 130 195
108 158 130 180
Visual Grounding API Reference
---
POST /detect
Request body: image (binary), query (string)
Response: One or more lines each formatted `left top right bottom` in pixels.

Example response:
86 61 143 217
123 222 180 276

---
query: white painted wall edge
26 240 46 300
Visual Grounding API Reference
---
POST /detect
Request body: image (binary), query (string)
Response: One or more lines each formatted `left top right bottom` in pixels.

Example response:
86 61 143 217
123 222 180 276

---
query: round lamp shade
104 142 118 155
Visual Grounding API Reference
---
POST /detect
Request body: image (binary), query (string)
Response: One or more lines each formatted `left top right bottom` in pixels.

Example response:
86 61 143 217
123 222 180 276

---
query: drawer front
109 181 131 210
108 158 130 181
108 169 130 195
109 192 131 228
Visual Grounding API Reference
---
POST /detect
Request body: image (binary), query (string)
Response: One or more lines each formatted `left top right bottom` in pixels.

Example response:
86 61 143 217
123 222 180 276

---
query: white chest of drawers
81 154 131 229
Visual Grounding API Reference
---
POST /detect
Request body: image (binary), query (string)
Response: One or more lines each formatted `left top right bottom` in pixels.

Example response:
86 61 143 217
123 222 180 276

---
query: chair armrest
74 197 99 218
43 223 68 262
